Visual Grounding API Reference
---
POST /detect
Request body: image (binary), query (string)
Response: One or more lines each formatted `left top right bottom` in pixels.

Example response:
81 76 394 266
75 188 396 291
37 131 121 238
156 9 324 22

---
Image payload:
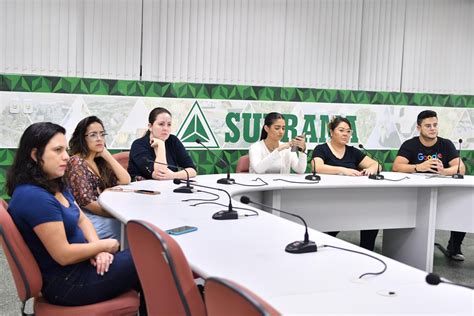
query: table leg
383 188 437 272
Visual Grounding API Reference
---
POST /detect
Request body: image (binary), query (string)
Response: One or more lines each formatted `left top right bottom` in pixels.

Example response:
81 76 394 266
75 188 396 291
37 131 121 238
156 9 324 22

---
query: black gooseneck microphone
358 144 384 180
452 139 464 179
240 196 317 254
426 273 474 290
299 150 321 181
145 158 193 193
173 179 238 220
195 139 235 185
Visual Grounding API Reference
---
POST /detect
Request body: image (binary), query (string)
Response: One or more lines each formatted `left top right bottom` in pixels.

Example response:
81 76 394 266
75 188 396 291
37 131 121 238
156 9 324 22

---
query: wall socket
9 103 20 114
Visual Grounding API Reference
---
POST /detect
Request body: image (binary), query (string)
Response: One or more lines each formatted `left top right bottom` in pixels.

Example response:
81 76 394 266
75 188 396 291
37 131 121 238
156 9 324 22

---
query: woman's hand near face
150 137 165 149
93 146 131 184
94 146 110 159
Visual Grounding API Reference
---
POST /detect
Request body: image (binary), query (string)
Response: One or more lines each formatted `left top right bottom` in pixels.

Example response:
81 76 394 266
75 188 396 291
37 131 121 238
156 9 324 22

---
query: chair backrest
236 155 250 173
112 151 130 170
0 199 43 303
126 220 206 316
205 277 281 316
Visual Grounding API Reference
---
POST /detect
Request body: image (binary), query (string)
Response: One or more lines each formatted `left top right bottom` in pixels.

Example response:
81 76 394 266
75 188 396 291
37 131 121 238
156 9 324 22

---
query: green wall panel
1 74 473 107
1 73 473 200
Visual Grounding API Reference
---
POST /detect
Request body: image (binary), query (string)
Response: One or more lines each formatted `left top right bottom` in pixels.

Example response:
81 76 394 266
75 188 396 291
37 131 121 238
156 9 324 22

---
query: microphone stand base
285 240 317 254
305 174 321 181
173 186 194 194
212 210 238 220
452 173 464 179
217 178 236 185
369 174 384 180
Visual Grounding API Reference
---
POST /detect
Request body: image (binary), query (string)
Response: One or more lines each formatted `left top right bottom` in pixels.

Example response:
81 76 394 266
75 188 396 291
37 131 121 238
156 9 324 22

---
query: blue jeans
83 210 122 240
42 249 146 315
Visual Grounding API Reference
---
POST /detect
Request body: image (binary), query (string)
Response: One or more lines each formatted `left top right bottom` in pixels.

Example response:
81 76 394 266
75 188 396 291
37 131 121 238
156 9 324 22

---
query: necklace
328 141 345 159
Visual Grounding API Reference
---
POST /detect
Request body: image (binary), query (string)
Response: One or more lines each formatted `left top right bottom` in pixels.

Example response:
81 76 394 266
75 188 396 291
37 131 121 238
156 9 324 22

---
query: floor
1 230 472 314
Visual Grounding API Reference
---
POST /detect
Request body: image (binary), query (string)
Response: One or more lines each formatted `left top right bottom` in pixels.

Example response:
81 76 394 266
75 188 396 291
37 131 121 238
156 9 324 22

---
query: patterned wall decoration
1 74 473 106
1 74 473 200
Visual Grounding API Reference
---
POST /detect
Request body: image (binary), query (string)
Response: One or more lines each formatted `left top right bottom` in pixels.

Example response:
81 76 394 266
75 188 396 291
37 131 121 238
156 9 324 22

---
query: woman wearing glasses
312 116 379 176
311 116 380 251
67 116 130 240
7 122 146 313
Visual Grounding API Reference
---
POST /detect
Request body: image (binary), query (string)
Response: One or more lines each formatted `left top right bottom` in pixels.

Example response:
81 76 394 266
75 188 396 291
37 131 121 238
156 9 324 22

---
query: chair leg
21 300 34 316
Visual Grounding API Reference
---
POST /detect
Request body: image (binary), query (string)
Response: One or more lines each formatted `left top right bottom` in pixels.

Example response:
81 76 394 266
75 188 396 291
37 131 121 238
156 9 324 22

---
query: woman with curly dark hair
6 122 146 313
67 116 130 239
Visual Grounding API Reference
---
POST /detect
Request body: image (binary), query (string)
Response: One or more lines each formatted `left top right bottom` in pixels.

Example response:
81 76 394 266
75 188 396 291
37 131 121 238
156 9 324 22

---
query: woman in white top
249 112 307 174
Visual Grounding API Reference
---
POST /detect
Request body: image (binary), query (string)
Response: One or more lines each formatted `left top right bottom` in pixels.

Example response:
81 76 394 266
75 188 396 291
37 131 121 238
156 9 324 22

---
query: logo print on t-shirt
417 152 443 162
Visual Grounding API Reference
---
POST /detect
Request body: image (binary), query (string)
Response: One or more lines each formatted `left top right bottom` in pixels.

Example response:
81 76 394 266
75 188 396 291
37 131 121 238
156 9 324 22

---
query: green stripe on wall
1 73 473 200
1 74 473 107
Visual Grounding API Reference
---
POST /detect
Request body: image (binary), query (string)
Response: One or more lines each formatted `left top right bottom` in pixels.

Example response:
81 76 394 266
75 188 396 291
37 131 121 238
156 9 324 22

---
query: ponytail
260 112 284 140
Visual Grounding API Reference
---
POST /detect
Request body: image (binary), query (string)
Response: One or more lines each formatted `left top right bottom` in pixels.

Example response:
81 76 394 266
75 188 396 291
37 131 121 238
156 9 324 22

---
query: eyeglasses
336 128 353 135
85 132 108 140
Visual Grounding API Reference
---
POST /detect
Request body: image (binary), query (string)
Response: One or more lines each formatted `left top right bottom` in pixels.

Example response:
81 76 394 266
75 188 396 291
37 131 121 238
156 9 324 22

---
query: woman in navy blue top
128 107 196 181
6 122 146 313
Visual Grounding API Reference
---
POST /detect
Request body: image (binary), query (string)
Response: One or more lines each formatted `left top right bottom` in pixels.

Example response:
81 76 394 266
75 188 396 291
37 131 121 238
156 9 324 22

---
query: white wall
0 0 472 94
402 0 474 94
142 0 287 86
0 0 142 79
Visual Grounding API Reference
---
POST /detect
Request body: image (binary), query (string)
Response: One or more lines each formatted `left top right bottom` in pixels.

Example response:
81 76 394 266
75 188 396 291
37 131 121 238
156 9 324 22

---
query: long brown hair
69 116 115 187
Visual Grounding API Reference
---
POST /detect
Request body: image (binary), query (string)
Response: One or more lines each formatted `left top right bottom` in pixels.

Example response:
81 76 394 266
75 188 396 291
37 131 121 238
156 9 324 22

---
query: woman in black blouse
128 107 196 181
312 117 379 176
311 117 380 251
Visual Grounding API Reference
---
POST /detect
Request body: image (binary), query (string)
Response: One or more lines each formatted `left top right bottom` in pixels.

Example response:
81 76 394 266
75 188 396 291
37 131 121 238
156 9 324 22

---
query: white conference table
217 172 474 272
99 172 473 315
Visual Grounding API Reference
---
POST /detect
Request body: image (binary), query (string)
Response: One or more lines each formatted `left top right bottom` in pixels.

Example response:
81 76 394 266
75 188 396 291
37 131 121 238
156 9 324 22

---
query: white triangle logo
176 101 219 149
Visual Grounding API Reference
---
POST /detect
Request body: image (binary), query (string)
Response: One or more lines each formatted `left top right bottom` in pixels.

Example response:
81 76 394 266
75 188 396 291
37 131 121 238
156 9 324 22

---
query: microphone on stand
195 139 235 185
426 273 474 290
452 139 464 179
240 196 317 254
358 144 384 180
145 158 194 193
173 179 238 220
299 150 321 181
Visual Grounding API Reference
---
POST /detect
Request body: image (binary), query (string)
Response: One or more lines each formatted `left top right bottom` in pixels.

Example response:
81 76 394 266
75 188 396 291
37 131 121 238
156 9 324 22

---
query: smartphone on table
166 225 198 235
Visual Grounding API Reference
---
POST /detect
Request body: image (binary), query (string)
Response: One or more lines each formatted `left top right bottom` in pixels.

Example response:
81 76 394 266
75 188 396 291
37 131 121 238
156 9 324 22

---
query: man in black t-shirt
393 110 466 261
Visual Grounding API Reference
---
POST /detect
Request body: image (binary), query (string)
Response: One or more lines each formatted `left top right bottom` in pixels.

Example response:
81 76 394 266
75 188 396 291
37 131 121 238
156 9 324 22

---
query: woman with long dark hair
67 116 130 240
249 112 307 174
6 122 146 313
128 107 196 180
